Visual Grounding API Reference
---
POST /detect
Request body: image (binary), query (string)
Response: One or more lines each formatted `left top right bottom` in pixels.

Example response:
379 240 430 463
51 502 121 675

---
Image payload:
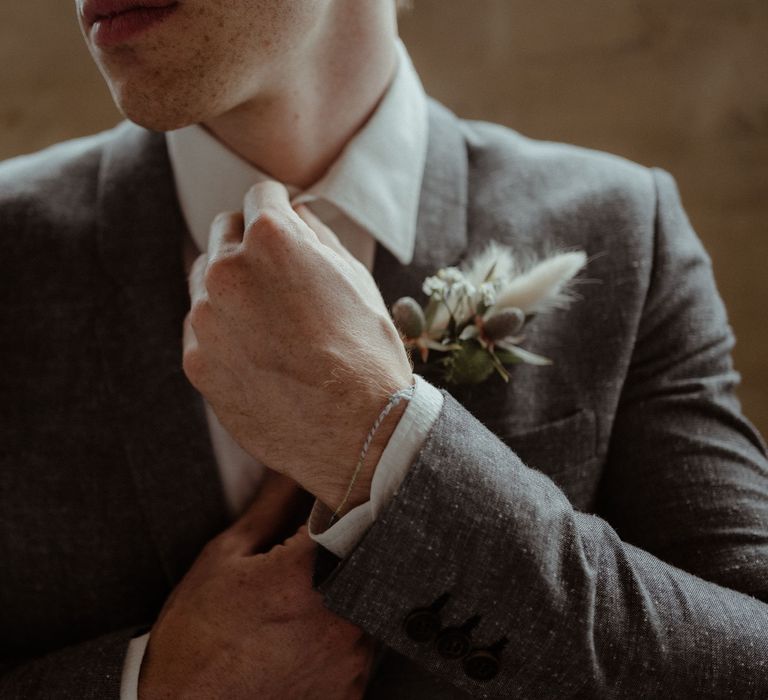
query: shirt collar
166 39 428 266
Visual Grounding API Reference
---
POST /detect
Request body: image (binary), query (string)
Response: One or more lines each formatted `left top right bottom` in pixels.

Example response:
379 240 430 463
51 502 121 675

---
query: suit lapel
373 99 477 404
96 122 228 586
371 100 516 420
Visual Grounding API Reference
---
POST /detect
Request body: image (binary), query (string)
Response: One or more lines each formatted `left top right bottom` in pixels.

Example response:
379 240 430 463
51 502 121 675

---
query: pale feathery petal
462 241 517 287
490 251 587 316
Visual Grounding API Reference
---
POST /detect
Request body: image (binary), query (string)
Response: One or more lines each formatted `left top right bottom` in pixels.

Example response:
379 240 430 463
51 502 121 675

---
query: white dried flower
422 275 446 298
463 241 517 287
424 245 587 344
451 279 476 299
437 266 465 285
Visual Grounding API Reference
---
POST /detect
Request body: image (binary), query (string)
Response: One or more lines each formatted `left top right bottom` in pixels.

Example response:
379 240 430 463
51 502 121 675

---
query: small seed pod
391 297 426 339
483 307 526 341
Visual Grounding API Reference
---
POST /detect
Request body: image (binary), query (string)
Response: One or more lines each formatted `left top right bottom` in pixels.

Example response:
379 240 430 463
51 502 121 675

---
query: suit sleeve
0 627 143 699
313 168 768 698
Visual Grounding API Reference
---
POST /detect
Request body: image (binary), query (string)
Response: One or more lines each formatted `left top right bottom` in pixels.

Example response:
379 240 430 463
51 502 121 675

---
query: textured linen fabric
1 97 767 698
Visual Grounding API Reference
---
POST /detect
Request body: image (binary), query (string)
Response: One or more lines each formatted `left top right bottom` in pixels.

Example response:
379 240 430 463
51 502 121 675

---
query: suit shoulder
0 127 127 282
458 119 663 275
461 119 656 222
0 128 118 225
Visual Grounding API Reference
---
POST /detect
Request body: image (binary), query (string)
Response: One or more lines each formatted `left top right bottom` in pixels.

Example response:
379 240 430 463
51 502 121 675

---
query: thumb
282 523 313 550
266 524 318 571
226 469 311 556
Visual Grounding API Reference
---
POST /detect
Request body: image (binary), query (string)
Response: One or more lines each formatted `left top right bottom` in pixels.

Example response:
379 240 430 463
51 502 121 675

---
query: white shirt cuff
120 632 150 700
308 374 443 557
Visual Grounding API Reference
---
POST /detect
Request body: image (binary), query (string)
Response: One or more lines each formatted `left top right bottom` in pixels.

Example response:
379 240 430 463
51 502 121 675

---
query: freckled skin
75 1 321 130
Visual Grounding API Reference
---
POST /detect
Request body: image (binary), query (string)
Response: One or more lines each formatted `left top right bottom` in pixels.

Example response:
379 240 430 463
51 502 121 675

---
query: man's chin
109 91 208 132
114 103 192 132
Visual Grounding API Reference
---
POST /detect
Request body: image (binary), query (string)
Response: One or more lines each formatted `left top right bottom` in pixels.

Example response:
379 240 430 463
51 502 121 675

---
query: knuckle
203 253 243 291
249 207 291 236
188 296 213 330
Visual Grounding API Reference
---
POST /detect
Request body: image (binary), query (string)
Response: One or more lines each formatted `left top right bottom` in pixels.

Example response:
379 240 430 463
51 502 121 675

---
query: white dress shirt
120 40 445 698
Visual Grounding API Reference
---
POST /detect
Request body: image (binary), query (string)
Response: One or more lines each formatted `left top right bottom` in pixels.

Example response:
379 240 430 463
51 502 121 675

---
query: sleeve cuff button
463 650 500 682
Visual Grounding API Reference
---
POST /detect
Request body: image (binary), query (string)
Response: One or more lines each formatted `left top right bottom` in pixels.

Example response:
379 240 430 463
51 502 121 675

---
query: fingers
243 180 292 227
211 183 357 265
294 204 358 266
282 523 315 550
183 254 207 359
243 181 312 245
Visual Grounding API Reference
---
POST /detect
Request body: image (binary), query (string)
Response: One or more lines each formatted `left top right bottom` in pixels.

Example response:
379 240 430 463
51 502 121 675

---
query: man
1 0 767 698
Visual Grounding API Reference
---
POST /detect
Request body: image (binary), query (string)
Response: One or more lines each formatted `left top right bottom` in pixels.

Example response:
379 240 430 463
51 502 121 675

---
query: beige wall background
2 1 767 435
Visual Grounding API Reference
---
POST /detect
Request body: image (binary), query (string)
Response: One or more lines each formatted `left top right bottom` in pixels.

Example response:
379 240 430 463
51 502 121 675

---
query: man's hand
182 181 414 509
139 470 374 700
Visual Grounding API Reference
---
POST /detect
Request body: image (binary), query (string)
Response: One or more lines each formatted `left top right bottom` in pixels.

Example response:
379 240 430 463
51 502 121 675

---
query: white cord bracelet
328 383 416 527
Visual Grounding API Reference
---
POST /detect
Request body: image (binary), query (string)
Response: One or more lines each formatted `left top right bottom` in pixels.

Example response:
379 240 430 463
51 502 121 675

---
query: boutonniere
391 241 587 386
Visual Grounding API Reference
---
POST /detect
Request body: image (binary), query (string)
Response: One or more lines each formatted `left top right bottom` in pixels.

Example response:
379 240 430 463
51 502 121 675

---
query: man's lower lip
90 4 179 48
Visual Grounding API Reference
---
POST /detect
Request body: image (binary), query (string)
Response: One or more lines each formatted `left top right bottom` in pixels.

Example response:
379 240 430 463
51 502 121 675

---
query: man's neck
201 5 398 190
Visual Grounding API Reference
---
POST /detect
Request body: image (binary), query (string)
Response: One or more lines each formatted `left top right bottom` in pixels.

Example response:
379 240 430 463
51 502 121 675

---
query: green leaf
488 350 511 383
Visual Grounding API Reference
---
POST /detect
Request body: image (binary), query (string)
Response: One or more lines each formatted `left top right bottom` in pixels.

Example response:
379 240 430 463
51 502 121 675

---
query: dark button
435 615 479 660
404 609 442 643
403 593 450 644
463 650 499 682
436 628 471 659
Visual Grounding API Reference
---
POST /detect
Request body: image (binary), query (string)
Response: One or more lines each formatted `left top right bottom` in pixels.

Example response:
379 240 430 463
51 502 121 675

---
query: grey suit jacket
1 100 767 699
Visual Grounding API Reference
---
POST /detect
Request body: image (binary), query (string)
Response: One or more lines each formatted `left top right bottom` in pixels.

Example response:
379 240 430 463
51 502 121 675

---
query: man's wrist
315 386 411 514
